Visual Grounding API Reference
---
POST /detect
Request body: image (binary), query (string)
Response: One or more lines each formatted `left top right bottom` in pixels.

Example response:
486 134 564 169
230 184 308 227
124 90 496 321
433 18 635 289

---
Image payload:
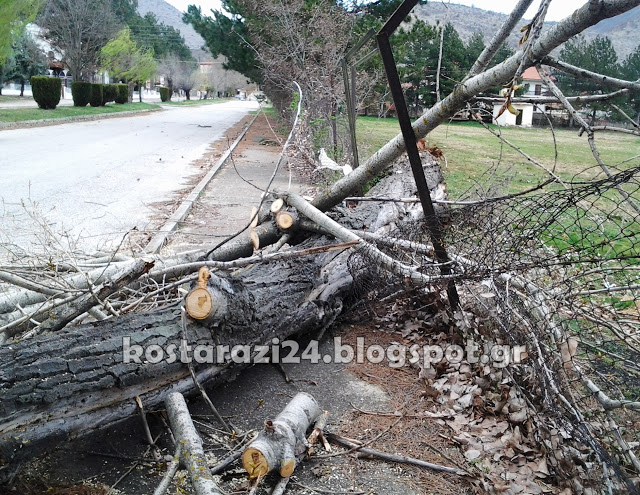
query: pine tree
3 32 47 96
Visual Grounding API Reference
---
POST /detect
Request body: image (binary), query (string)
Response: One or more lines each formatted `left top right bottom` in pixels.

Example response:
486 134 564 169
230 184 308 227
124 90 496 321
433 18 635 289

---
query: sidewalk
157 112 312 255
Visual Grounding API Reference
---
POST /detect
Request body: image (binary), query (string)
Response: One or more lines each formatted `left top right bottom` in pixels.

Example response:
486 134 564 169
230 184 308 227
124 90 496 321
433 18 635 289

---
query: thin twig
204 82 304 260
325 433 470 477
314 414 404 459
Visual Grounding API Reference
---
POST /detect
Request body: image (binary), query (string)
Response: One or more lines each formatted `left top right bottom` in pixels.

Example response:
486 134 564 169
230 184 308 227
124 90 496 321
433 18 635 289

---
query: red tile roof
521 66 541 80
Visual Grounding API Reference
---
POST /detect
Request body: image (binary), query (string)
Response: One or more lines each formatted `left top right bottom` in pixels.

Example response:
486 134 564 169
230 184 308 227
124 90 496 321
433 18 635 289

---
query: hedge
89 83 103 107
31 76 61 110
115 83 128 104
70 81 92 107
158 86 170 102
103 84 118 105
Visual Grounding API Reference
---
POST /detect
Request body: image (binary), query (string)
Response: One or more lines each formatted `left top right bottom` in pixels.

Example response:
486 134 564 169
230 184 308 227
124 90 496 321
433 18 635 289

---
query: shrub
103 84 117 105
115 83 128 104
30 76 61 109
89 83 103 107
158 86 170 102
70 81 92 107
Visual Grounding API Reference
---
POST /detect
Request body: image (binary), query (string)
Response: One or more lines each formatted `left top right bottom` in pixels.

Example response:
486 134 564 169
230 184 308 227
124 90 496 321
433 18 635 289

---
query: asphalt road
0 100 258 256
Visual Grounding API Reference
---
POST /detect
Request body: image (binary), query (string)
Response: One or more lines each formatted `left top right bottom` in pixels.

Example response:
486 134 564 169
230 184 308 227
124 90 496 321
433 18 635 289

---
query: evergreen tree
558 34 620 119
465 32 485 71
182 2 261 83
128 12 193 62
3 32 48 96
620 45 640 123
395 19 438 112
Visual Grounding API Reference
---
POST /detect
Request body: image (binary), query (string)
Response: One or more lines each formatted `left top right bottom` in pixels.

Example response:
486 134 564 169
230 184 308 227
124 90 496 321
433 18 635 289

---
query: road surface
0 100 258 256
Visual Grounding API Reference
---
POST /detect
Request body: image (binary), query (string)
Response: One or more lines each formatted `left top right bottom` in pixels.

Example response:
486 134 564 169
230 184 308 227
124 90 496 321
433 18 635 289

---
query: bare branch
543 56 640 92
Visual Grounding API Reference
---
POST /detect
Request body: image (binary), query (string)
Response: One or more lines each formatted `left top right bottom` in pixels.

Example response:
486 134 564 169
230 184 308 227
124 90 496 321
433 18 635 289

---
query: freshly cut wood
0 159 423 484
184 267 229 322
164 392 223 495
270 198 285 214
242 392 321 478
275 210 298 230
0 237 349 484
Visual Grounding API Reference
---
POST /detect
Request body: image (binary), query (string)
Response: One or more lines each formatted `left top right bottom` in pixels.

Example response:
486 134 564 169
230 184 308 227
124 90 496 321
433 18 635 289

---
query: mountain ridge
136 0 211 61
142 0 640 63
413 2 640 60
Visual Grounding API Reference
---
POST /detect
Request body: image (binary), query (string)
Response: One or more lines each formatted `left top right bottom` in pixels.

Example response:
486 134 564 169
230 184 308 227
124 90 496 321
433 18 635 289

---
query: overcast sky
164 0 587 22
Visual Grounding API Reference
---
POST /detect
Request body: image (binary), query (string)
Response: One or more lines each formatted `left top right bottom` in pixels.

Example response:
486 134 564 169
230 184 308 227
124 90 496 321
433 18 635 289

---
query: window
535 84 542 95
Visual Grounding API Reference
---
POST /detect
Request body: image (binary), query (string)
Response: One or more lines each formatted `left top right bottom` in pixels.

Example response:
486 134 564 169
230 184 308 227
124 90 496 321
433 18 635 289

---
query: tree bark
164 392 223 495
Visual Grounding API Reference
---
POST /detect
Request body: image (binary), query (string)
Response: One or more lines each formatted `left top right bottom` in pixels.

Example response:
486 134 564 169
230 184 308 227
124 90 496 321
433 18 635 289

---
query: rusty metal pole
377 0 460 309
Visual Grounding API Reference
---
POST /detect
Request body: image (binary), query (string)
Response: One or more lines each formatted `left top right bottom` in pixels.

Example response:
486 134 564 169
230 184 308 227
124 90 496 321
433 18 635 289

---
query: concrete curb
0 106 162 131
143 112 260 254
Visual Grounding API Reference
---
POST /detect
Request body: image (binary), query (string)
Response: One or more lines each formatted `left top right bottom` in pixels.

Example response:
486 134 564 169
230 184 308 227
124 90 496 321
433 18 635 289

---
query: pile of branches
2 0 640 493
351 164 640 492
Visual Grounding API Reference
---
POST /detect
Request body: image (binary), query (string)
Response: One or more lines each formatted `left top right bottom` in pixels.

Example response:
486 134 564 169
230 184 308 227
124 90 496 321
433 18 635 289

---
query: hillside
136 0 211 60
139 0 640 63
413 2 640 59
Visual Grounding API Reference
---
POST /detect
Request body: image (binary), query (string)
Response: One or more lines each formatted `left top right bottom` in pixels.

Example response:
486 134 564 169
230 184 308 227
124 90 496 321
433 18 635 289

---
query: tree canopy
40 0 119 81
2 31 48 95
558 34 621 118
183 3 260 83
101 27 156 85
128 11 194 62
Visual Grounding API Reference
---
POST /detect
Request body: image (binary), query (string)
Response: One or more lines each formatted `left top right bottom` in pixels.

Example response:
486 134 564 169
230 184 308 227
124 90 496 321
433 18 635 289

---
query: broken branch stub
275 210 298 231
185 267 228 322
242 392 321 479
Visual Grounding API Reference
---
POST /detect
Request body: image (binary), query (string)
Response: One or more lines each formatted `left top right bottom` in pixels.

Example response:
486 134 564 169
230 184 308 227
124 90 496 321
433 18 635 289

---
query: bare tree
157 54 194 100
39 0 118 81
174 66 199 100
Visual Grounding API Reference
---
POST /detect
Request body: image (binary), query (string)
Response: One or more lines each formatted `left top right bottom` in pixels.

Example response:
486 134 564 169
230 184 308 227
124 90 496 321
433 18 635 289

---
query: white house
521 66 548 96
492 67 549 127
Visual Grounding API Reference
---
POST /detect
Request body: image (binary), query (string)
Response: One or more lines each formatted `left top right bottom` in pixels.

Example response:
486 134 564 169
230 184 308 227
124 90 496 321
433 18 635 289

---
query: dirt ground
9 112 478 495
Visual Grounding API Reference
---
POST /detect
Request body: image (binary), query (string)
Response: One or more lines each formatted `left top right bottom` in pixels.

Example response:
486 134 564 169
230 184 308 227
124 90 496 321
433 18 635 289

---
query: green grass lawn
0 102 160 123
161 97 234 106
356 117 640 198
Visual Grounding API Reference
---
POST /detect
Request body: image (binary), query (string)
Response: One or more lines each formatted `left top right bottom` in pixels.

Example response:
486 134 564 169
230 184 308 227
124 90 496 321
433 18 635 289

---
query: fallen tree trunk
0 154 441 485
0 238 350 483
